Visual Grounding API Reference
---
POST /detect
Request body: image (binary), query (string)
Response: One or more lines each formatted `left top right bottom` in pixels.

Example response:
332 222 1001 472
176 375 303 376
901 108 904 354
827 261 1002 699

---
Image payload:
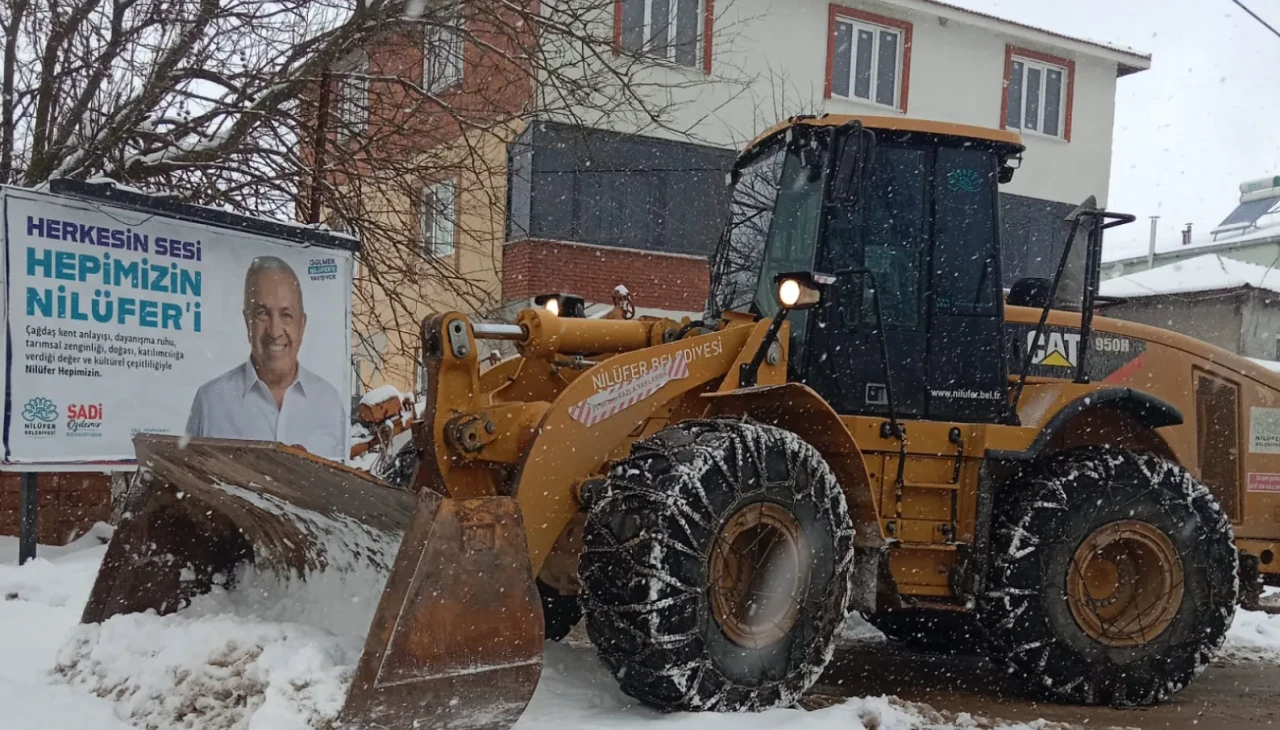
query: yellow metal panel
516 326 754 575
746 115 1024 153
1238 540 1280 576
889 549 954 590
896 519 948 543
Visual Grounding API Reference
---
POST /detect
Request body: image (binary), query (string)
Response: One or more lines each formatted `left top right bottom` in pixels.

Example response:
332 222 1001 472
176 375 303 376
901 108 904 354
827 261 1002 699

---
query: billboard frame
1 179 361 468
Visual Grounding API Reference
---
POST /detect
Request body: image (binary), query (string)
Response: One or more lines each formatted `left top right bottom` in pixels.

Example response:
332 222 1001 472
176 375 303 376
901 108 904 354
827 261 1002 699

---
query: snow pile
0 516 369 730
54 614 358 730
182 482 404 636
1227 608 1280 656
1224 587 1280 662
0 526 135 730
44 478 405 729
840 612 888 641
0 523 113 605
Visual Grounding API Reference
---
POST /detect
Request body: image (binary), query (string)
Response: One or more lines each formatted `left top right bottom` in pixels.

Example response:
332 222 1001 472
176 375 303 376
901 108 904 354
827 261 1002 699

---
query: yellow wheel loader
82 114 1279 727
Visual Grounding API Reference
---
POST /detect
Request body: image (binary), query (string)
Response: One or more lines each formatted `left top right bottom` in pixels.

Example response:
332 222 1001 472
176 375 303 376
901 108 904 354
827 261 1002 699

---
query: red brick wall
301 0 538 178
0 473 112 545
503 240 710 312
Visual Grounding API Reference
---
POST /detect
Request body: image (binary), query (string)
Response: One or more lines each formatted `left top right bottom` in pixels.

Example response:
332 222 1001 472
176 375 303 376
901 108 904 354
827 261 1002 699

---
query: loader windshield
708 131 829 317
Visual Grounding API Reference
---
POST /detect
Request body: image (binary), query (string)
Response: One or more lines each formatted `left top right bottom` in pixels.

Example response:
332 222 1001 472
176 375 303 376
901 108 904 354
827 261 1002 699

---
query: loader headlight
533 293 586 318
774 273 824 310
778 279 802 307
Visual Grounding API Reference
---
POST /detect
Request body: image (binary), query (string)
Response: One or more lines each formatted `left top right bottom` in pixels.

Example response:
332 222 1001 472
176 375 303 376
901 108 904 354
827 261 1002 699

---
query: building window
420 180 456 259
424 3 464 92
505 121 736 257
617 0 709 71
352 357 365 400
1003 47 1074 140
826 6 911 112
325 215 362 279
336 55 370 140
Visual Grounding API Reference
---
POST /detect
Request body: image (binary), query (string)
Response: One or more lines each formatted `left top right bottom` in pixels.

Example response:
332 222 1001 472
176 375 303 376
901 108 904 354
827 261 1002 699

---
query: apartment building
338 0 1150 394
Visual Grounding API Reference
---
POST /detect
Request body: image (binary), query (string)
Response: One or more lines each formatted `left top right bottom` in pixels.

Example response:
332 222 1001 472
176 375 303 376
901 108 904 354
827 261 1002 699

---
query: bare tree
2 0 756 390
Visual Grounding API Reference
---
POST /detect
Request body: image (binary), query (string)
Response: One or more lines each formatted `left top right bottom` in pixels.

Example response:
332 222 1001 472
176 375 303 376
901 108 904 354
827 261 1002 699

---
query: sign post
18 472 36 563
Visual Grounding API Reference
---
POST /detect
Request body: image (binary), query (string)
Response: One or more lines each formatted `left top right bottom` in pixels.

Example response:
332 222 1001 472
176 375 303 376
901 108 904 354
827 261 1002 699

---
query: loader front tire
579 419 856 712
980 448 1237 707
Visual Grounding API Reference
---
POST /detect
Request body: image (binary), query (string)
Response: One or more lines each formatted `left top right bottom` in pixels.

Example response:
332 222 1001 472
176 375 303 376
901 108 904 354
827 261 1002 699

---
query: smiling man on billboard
184 255 346 460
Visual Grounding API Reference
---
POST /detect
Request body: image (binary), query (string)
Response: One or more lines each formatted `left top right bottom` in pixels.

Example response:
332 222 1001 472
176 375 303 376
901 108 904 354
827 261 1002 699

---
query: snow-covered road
2 525 1278 730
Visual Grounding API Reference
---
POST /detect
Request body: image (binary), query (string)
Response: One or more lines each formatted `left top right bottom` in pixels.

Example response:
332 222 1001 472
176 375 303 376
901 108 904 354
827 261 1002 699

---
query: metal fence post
18 472 37 564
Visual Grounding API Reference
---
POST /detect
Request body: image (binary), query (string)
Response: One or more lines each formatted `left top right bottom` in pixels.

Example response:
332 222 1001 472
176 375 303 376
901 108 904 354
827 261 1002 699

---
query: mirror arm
1005 215 1082 425
739 309 790 388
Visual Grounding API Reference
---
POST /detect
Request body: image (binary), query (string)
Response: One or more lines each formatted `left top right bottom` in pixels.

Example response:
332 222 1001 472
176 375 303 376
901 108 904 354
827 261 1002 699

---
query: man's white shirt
185 360 346 460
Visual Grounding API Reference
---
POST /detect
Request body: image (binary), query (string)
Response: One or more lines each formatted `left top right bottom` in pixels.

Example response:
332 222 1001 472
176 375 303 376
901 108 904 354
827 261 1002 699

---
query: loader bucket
82 434 544 730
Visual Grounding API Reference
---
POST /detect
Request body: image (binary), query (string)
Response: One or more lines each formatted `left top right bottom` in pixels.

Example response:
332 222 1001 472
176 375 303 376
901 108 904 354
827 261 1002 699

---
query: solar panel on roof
1212 196 1280 235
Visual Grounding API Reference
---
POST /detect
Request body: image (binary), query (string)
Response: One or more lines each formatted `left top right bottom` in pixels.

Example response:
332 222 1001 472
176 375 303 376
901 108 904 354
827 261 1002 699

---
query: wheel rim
708 502 811 649
1066 519 1185 647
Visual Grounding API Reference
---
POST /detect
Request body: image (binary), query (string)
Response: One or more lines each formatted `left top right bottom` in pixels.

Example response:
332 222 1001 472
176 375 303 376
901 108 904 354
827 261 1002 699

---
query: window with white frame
830 14 906 110
336 55 370 139
420 180 456 259
1005 53 1069 138
619 0 704 69
424 3 464 92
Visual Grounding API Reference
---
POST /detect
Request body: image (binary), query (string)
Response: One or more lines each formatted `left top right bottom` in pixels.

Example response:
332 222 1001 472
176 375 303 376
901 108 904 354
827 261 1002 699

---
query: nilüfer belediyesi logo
22 397 57 438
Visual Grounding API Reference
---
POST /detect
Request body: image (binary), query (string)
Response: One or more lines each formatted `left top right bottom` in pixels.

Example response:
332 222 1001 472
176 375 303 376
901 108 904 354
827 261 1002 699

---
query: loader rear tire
579 419 856 712
980 448 1237 707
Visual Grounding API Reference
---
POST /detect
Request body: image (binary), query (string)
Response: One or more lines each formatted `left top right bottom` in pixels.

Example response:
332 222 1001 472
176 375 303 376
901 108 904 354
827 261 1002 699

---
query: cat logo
1010 326 1144 380
1027 331 1080 368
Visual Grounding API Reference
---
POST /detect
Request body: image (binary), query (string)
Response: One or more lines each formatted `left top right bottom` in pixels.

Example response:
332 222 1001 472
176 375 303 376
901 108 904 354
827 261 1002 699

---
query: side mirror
774 272 832 310
998 152 1022 184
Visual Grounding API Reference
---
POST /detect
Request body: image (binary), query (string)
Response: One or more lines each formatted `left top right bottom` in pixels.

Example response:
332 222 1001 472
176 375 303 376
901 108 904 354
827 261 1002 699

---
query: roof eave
901 0 1151 76
1117 62 1149 78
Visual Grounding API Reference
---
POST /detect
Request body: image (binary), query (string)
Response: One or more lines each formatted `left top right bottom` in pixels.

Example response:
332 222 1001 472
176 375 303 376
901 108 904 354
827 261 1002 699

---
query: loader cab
709 116 1025 424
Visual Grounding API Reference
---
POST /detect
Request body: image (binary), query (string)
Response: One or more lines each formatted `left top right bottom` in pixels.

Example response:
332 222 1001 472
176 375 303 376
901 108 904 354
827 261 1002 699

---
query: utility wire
1229 0 1280 40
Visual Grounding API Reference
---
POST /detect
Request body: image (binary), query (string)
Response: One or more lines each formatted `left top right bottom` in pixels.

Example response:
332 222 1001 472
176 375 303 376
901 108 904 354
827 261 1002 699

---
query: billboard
0 183 356 464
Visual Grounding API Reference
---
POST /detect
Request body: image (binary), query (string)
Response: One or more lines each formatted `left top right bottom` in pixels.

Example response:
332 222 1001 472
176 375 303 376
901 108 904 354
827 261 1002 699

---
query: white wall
560 0 1145 208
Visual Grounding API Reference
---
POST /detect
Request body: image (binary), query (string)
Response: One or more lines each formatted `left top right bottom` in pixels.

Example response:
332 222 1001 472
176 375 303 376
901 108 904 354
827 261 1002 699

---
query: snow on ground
3 527 1279 730
1219 586 1280 664
0 526 134 730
